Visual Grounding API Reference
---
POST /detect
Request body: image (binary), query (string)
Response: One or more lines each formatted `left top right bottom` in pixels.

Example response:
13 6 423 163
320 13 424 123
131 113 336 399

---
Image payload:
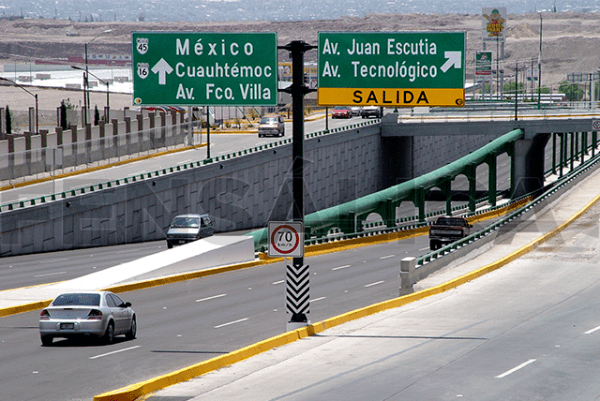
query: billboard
482 7 507 42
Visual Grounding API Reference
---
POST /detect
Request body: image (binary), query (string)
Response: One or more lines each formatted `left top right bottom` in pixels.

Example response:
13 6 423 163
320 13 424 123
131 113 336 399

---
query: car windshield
171 217 201 228
436 217 466 226
260 117 277 124
53 293 101 306
333 106 347 110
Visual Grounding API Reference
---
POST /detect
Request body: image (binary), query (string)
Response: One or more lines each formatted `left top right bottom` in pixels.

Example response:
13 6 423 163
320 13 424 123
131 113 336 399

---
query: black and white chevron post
286 263 310 317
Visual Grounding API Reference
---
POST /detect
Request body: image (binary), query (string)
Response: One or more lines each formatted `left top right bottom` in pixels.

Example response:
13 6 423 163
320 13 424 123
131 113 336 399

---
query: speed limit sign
268 221 304 258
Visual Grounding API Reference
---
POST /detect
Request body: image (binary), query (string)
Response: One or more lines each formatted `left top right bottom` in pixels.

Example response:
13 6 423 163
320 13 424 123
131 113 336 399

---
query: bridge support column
487 154 497 207
512 133 551 198
466 164 477 212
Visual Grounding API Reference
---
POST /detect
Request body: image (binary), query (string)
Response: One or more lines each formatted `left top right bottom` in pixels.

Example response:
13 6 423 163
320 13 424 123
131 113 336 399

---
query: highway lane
148 181 600 401
0 130 579 400
0 241 166 291
0 230 449 401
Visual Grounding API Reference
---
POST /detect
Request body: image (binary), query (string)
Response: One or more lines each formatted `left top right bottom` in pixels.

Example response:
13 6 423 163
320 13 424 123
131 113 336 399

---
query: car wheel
125 316 137 340
167 241 173 249
103 322 115 344
41 334 53 346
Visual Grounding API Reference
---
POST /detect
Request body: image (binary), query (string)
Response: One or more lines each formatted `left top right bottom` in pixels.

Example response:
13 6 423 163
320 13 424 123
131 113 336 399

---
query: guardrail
413 141 600 268
248 131 600 254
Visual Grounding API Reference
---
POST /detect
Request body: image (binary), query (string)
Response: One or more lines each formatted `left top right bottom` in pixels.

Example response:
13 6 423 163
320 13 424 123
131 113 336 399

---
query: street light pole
72 66 110 122
84 29 112 126
538 12 543 109
0 76 38 133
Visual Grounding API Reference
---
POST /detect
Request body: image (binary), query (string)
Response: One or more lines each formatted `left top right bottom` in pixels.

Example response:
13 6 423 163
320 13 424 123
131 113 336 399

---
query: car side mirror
122 302 132 308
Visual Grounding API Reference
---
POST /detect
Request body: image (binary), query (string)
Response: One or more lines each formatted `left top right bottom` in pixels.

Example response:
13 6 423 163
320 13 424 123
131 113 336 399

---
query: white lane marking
584 325 600 335
380 255 395 260
310 297 326 303
495 359 537 378
89 345 140 360
177 159 192 165
34 271 67 278
332 265 351 271
40 258 69 264
419 246 430 251
195 294 226 303
272 280 285 285
365 280 385 288
214 318 249 329
116 248 144 254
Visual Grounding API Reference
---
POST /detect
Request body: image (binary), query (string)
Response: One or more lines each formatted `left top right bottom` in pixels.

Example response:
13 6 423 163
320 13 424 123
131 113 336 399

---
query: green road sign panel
317 31 466 107
132 32 277 106
476 51 493 76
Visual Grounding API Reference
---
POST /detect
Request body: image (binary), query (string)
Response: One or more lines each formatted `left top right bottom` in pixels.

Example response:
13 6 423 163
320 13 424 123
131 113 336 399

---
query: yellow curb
92 194 589 401
0 300 52 318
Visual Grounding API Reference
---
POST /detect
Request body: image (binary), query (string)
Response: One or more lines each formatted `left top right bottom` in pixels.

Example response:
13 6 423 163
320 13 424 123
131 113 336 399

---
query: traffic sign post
269 220 310 330
132 32 278 106
317 31 466 107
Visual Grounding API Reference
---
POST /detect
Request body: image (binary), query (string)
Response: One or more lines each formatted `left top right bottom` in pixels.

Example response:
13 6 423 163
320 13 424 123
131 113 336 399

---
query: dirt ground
1 11 599 117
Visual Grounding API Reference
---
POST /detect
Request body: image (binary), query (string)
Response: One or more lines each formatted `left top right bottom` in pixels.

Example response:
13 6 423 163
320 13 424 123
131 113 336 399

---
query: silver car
39 291 137 346
166 213 214 248
258 115 285 137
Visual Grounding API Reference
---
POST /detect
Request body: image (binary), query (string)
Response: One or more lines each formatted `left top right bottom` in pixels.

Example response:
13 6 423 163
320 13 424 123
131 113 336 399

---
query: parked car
361 106 383 118
258 115 285 137
428 216 472 250
39 291 136 346
331 106 352 119
166 213 214 248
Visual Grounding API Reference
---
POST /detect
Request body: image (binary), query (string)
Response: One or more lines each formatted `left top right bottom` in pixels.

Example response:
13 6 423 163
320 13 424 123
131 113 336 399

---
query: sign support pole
279 40 316 329
205 106 211 161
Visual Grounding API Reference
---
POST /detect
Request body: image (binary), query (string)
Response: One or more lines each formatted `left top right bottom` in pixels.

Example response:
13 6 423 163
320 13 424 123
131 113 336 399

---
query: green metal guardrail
246 129 600 253
246 128 525 251
416 148 600 266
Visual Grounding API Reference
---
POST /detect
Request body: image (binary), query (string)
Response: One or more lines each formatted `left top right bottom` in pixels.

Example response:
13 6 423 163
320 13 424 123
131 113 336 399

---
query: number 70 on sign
268 221 305 258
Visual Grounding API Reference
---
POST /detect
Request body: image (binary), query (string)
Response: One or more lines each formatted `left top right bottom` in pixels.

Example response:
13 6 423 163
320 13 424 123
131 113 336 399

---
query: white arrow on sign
441 51 462 73
151 58 174 85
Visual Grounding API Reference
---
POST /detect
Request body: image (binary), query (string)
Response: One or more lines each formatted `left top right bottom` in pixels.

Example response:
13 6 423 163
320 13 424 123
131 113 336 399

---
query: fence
0 109 192 184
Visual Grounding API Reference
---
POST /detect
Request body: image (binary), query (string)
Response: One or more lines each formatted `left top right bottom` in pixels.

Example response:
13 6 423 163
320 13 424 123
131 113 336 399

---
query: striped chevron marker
286 264 310 315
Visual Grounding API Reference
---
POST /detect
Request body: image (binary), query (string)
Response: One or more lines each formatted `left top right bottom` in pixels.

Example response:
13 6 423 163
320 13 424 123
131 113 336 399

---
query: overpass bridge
1 113 599 257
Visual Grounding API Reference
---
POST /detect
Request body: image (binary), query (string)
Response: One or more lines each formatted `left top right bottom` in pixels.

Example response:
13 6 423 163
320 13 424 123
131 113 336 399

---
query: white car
361 106 383 118
349 106 362 116
258 115 285 137
39 291 137 346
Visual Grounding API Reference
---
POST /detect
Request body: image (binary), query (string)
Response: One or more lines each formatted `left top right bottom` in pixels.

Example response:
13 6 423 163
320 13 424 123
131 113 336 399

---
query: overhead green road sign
132 32 278 106
317 31 466 107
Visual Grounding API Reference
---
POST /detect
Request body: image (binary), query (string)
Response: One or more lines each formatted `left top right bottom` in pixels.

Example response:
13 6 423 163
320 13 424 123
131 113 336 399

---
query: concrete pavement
0 236 255 317
89 163 600 400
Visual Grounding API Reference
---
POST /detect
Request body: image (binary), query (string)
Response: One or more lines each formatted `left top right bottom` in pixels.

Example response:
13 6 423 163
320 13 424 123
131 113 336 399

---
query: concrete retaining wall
0 121 494 257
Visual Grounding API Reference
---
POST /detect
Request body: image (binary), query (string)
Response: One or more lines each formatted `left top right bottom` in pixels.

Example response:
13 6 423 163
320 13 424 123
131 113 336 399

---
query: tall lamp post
72 66 110 121
0 76 38 133
537 12 543 109
84 29 112 126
